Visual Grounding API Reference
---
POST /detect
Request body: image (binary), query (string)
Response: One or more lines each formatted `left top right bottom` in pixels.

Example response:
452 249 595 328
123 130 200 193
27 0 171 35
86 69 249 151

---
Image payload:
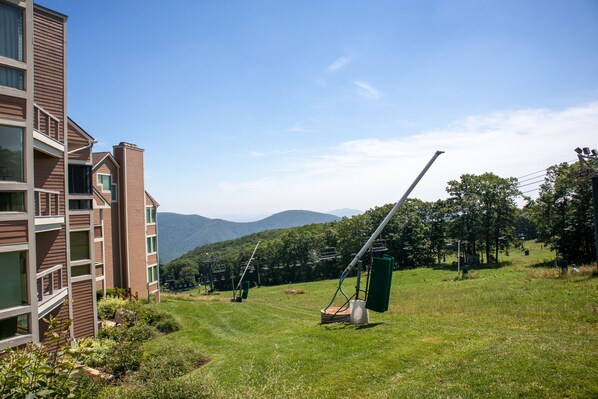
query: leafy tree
529 162 595 263
446 173 520 264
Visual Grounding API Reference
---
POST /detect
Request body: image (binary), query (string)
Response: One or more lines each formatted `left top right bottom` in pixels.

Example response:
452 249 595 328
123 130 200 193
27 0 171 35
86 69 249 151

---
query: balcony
34 189 64 232
36 264 68 318
33 105 64 157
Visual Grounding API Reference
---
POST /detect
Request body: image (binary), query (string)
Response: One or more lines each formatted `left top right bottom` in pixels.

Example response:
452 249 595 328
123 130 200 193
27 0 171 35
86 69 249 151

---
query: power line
520 187 540 194
517 179 545 189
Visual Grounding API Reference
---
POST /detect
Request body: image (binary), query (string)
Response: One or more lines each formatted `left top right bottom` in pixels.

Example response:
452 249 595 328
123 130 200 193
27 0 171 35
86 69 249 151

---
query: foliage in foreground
0 317 95 399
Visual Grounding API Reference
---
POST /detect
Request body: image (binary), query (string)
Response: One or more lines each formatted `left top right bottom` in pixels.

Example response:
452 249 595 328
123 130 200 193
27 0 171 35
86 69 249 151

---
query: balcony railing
36 264 65 306
34 189 61 217
33 104 61 142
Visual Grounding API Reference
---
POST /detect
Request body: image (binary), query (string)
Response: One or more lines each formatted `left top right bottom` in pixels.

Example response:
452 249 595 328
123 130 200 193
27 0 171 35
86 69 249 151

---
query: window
0 126 24 182
0 314 29 341
0 251 27 310
147 265 158 283
69 199 92 210
70 231 89 261
111 183 117 202
146 235 157 254
0 191 24 212
146 207 156 224
71 264 90 277
68 165 92 194
0 2 24 61
0 65 24 90
97 174 111 192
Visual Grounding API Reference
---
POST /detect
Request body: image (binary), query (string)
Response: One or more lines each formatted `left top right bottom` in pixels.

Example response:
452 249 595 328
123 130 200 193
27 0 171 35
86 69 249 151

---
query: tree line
161 164 596 290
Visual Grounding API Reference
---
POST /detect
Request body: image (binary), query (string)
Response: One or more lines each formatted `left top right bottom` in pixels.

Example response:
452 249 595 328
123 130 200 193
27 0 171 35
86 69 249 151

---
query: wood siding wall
93 161 120 289
67 124 92 162
0 221 28 244
71 280 95 339
114 146 148 298
36 229 66 275
39 302 69 351
0 95 26 120
33 8 65 142
34 152 65 215
69 213 90 228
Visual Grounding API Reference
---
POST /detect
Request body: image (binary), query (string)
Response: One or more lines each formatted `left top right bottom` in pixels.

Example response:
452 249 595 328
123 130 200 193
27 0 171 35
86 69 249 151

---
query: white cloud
208 102 598 216
353 81 383 100
327 55 354 72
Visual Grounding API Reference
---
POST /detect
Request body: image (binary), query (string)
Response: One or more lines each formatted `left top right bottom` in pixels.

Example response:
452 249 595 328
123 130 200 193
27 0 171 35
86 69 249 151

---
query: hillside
153 242 598 398
158 210 340 262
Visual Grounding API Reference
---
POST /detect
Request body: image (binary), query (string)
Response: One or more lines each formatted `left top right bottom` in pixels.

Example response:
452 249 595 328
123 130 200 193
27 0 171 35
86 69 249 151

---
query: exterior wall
33 5 71 345
69 213 90 228
33 7 66 142
0 221 29 244
0 94 26 119
92 159 120 290
71 279 95 338
114 144 149 299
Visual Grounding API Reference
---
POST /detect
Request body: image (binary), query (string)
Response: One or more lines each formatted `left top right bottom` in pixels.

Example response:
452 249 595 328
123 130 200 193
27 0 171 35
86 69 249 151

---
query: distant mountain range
327 208 362 218
158 210 341 263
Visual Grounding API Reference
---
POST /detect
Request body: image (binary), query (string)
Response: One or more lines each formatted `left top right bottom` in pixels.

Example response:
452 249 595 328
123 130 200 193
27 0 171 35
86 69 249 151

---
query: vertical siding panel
71 280 95 339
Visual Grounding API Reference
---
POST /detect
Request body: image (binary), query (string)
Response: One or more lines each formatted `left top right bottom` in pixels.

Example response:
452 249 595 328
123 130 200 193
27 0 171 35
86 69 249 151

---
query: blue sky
38 0 598 220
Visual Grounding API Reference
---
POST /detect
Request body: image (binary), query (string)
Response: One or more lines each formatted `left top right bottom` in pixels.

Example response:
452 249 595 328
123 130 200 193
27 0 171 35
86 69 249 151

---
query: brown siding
93 160 120 289
39 301 70 350
147 254 157 265
34 152 65 215
67 124 92 162
115 145 148 298
0 95 26 120
36 229 66 273
146 224 156 236
0 221 28 244
33 8 66 142
69 213 90 228
94 241 103 265
95 263 103 277
71 280 95 339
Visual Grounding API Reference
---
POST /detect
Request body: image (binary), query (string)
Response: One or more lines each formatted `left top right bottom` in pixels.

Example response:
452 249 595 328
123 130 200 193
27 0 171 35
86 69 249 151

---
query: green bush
136 341 208 382
0 316 89 399
97 296 129 320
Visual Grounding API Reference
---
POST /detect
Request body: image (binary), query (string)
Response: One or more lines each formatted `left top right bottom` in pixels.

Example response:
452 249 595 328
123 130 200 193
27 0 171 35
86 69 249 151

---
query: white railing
34 189 60 217
36 264 64 305
33 104 61 142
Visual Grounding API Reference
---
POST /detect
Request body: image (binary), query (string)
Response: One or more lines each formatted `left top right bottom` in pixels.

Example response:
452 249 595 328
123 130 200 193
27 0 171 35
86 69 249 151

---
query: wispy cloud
249 148 302 158
213 102 598 216
354 81 383 100
327 55 354 73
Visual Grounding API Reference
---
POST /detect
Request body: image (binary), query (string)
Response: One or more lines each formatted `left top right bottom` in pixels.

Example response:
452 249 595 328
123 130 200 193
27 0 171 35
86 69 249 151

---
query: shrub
0 316 90 399
97 296 129 320
136 341 208 382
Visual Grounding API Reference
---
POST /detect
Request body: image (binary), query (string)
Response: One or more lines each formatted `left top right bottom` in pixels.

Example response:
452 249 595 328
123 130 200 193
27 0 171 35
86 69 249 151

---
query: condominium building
0 1 159 350
93 143 160 303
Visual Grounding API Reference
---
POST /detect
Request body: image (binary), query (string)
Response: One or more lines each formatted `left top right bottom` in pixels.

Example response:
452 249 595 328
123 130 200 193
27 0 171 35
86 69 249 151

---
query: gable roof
68 117 95 142
92 151 120 170
145 191 160 207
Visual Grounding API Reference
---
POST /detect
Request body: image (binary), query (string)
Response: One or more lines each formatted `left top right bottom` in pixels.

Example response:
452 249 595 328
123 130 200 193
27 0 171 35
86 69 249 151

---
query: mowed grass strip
148 242 598 398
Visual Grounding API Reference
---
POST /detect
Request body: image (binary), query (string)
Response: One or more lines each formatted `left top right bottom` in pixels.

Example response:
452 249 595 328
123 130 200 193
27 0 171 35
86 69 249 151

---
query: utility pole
575 147 598 268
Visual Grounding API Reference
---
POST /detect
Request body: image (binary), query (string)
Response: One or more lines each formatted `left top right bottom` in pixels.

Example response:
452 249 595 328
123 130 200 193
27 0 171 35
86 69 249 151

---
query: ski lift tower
231 241 260 302
321 151 444 324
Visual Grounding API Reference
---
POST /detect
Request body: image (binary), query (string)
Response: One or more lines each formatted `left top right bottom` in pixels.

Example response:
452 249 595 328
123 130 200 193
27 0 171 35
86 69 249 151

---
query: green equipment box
365 255 394 312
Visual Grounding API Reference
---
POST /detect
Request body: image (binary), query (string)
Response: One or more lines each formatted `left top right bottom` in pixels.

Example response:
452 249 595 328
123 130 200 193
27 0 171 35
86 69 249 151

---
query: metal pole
592 176 598 268
457 240 461 275
235 241 261 292
342 151 444 275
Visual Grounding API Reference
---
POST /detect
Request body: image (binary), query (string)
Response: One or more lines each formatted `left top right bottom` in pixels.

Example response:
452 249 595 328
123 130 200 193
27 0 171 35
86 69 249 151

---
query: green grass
145 242 597 398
